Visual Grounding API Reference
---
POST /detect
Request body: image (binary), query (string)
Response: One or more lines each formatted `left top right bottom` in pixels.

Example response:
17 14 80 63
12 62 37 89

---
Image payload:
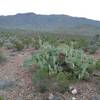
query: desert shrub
88 44 98 54
13 40 24 51
52 72 70 93
88 34 100 54
32 68 69 93
0 48 6 64
4 42 13 49
95 59 100 70
32 68 49 93
21 37 32 48
0 43 3 48
0 40 4 48
0 96 4 100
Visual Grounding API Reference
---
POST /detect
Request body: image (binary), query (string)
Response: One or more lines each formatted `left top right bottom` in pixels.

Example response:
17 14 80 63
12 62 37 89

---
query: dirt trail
0 51 34 100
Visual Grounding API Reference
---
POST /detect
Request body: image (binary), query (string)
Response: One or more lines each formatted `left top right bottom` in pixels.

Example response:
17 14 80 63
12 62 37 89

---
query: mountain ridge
0 12 100 35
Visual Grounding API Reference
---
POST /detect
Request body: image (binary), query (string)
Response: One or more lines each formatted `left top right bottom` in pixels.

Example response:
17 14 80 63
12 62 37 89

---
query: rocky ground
0 49 100 100
0 50 35 100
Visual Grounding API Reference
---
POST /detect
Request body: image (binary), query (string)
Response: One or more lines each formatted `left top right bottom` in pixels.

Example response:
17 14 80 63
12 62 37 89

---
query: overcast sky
0 0 100 20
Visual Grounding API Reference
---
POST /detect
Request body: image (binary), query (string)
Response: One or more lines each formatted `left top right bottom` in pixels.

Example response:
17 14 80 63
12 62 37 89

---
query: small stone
72 97 77 100
69 86 74 91
71 89 77 95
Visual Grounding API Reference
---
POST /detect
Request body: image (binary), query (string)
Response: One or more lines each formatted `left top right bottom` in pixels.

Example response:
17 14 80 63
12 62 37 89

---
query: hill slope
0 13 100 35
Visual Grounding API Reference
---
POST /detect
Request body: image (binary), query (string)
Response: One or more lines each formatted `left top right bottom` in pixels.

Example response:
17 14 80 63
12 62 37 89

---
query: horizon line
0 12 100 21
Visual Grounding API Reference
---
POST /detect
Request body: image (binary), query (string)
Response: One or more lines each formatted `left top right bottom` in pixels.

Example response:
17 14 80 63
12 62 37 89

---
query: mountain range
0 12 100 35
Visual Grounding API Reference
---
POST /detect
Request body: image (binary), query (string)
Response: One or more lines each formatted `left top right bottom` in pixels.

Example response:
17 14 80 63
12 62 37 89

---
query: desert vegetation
0 31 100 100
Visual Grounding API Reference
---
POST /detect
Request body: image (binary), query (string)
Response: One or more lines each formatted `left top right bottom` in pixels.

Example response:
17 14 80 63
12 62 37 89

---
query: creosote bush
13 40 24 51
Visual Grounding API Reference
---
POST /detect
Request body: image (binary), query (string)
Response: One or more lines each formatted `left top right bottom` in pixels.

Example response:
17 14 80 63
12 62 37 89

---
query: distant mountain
0 12 100 35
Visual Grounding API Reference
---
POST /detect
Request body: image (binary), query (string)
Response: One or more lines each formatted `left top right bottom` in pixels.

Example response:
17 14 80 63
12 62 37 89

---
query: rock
71 89 77 95
92 95 100 100
0 80 15 90
69 86 74 91
71 97 77 100
68 86 78 95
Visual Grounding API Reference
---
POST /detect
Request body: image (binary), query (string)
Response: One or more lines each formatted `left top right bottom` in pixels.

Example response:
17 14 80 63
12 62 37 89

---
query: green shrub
53 72 70 93
22 37 32 48
88 34 100 54
0 42 3 48
4 42 13 49
13 40 24 51
0 49 6 64
95 59 100 70
32 68 69 93
0 96 4 100
32 68 49 93
88 44 98 54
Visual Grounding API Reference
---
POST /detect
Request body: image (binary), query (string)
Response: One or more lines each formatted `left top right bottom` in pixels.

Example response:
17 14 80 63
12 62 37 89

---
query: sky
0 0 100 20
